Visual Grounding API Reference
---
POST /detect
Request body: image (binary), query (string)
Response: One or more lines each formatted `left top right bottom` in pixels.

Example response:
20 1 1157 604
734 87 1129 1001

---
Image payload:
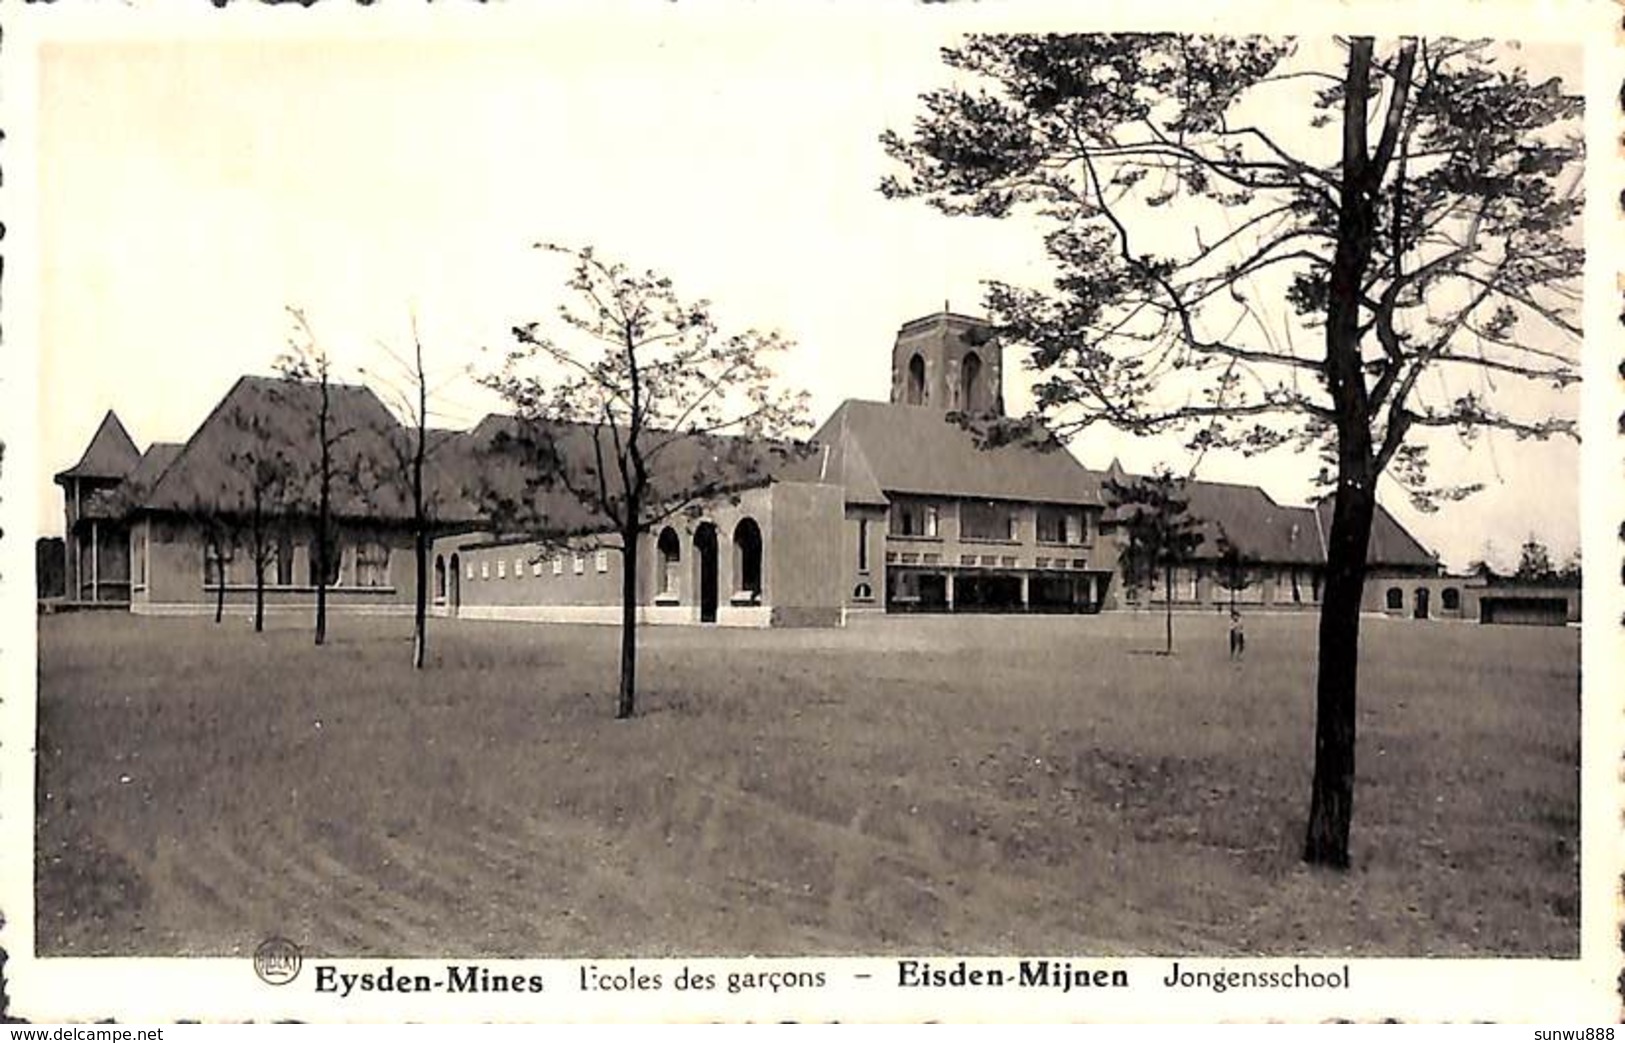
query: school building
52 312 1572 627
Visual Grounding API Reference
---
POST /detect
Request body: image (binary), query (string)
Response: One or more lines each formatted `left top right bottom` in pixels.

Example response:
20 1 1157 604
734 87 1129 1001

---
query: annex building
56 311 1559 627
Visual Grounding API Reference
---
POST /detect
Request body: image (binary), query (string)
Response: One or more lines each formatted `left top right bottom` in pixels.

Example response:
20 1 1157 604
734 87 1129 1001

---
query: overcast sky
31 12 1588 571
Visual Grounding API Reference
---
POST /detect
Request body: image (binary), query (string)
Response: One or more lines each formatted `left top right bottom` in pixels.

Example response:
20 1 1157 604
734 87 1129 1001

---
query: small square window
595 549 609 573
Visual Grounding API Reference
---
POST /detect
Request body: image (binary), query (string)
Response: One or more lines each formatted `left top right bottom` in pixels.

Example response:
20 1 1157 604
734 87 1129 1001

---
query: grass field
35 610 1579 958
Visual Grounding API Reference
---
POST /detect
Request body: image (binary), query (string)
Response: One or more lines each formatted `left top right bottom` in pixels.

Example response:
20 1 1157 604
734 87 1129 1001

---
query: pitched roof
1315 499 1437 570
1178 480 1325 565
461 414 808 537
1103 469 1438 569
55 410 141 482
141 376 428 521
799 399 1103 507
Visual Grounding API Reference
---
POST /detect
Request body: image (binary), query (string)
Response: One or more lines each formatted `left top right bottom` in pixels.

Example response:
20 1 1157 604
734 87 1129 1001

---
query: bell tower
888 311 1003 416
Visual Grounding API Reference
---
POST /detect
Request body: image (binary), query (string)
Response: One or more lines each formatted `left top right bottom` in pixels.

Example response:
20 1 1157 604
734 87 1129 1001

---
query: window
204 543 234 586
308 536 340 587
514 557 524 578
133 529 148 588
853 582 874 601
596 549 609 573
466 563 475 581
891 500 939 538
434 556 446 601
552 554 563 576
658 528 682 598
960 351 984 412
905 353 927 406
734 518 764 601
497 559 507 579
961 500 1016 541
1188 568 1201 601
272 531 294 585
357 542 390 587
481 561 489 580
1037 506 1079 544
1385 587 1403 610
573 552 585 575
1442 587 1461 611
532 559 543 577
857 519 870 573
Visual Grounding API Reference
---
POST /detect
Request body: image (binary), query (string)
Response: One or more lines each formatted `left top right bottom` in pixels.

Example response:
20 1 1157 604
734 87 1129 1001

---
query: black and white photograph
2 1 1618 1024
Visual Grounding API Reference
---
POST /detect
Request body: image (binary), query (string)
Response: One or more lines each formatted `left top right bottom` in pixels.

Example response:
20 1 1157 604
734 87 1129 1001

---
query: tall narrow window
658 527 682 597
924 505 939 538
357 542 390 587
906 353 927 406
734 518 764 601
857 518 870 573
960 351 983 412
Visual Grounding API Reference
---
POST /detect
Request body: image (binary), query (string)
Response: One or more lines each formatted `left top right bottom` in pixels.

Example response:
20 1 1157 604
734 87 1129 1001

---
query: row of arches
657 518 762 623
1385 585 1461 619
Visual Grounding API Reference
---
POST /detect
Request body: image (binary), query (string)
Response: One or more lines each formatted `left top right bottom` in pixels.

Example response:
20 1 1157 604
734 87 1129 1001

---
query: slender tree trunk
615 529 640 720
215 562 225 624
412 526 428 670
1304 37 1381 869
315 379 331 648
254 553 266 634
1164 561 1174 655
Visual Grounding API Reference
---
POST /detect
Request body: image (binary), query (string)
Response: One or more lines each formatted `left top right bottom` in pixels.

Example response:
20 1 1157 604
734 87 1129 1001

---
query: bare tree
220 405 298 633
277 308 357 647
883 35 1582 867
482 243 811 719
357 317 462 670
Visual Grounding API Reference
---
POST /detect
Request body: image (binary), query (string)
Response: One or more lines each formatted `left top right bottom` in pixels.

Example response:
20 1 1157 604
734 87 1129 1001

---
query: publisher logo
254 936 303 986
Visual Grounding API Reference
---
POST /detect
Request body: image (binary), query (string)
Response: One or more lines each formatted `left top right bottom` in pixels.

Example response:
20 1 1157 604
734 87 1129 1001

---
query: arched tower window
906 353 927 406
960 351 984 412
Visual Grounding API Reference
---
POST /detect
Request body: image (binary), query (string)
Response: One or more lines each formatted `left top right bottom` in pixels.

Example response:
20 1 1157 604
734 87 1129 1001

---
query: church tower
888 311 1004 416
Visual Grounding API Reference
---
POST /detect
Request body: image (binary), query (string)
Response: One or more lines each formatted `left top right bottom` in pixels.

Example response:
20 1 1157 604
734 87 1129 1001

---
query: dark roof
141 376 431 521
1316 499 1437 570
798 400 1102 507
1180 480 1324 565
1101 465 1437 569
56 411 141 483
462 414 807 537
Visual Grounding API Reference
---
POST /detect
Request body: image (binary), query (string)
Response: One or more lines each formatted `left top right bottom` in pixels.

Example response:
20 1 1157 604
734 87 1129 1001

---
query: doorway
694 524 719 623
1413 586 1430 620
449 553 461 616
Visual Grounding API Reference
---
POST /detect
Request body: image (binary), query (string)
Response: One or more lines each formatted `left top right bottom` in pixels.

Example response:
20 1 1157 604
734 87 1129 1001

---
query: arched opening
657 527 682 600
733 518 764 603
694 523 719 623
1385 586 1403 611
1441 587 1461 612
449 553 461 615
960 351 983 412
906 353 927 406
1413 587 1430 619
434 554 446 603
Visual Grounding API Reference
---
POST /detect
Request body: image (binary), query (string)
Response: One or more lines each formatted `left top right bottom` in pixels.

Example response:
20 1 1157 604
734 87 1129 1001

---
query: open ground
34 610 1578 958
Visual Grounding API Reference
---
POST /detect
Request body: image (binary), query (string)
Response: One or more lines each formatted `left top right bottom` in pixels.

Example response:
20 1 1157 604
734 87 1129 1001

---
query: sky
29 12 1589 572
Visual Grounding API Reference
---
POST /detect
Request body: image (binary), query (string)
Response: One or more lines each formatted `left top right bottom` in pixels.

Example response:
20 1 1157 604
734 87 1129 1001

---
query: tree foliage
482 243 812 719
1105 469 1205 654
882 34 1581 507
883 33 1582 869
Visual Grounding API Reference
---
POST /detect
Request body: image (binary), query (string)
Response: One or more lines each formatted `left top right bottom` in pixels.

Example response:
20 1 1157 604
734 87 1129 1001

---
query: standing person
1229 608 1245 661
